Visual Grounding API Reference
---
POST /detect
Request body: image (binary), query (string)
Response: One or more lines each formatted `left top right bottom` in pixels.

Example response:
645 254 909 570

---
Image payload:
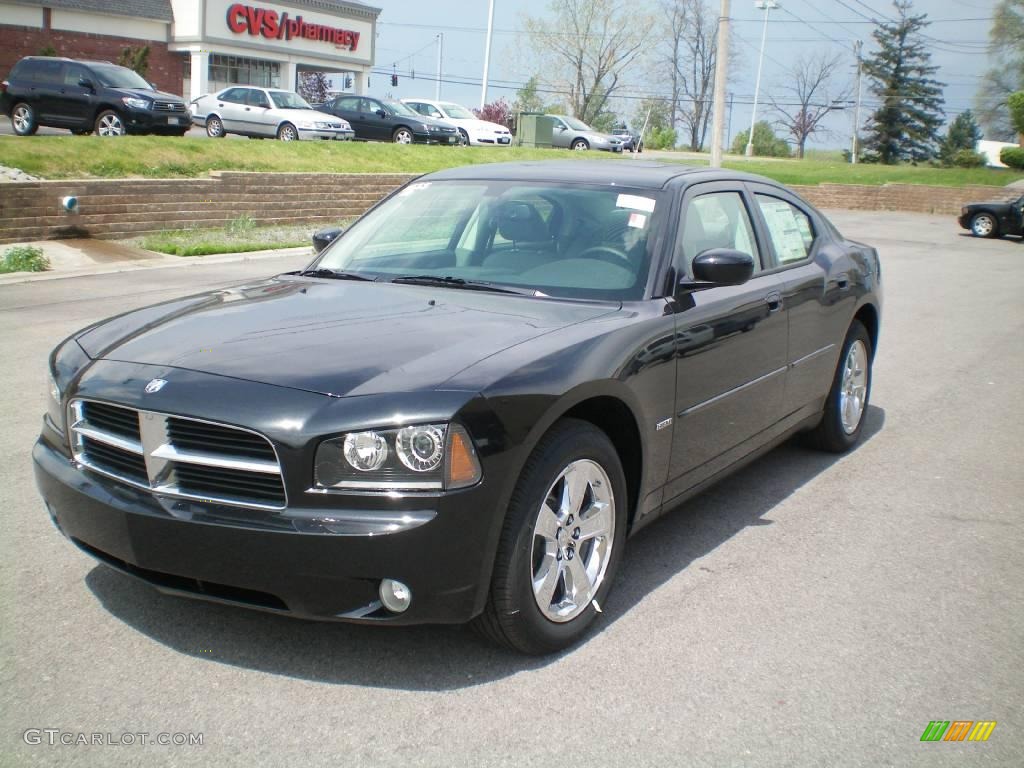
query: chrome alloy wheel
971 214 995 237
97 113 125 136
12 105 32 134
839 339 868 434
531 459 615 622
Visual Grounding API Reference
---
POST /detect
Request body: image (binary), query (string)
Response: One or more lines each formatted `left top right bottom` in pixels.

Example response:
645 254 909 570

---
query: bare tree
770 51 851 158
654 0 721 151
523 0 649 125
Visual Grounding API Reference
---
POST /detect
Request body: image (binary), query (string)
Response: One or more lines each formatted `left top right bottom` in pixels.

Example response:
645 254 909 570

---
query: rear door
215 88 249 133
30 59 66 124
663 183 788 503
327 95 368 138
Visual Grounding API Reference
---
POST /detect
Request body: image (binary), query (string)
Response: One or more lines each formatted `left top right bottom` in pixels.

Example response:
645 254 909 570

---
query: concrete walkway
0 238 312 285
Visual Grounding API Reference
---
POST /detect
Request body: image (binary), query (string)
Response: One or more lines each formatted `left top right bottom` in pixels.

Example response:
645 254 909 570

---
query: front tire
571 138 589 151
11 103 38 136
970 212 999 238
808 320 872 452
474 419 627 654
95 110 125 137
277 122 298 141
393 127 414 144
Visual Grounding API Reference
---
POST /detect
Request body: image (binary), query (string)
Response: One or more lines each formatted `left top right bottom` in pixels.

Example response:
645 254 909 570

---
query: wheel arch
572 136 590 148
853 301 879 360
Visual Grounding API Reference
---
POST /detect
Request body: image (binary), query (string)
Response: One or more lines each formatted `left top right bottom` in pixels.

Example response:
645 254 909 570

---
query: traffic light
391 74 398 87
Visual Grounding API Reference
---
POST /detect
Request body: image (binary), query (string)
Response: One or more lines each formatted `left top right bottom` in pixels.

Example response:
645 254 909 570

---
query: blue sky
365 0 998 147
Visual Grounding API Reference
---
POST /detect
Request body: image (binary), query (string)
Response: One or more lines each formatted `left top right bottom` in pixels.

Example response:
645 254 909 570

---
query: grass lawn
133 218 318 256
1 134 1021 188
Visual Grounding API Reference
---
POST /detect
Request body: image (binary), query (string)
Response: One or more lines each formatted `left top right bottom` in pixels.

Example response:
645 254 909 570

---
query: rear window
12 59 63 84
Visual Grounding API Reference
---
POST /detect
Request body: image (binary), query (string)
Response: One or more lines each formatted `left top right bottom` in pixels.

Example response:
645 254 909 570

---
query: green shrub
0 245 50 273
1000 146 1024 169
951 149 987 168
647 127 677 150
1008 91 1024 139
731 121 791 158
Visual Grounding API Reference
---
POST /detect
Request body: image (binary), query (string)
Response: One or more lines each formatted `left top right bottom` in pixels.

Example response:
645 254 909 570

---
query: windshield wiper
389 275 536 295
299 268 374 281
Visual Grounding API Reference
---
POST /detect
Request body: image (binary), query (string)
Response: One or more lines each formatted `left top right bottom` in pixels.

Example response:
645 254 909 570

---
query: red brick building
0 0 379 101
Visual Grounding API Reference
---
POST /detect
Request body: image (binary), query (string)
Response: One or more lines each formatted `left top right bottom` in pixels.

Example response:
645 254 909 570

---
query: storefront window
208 55 281 91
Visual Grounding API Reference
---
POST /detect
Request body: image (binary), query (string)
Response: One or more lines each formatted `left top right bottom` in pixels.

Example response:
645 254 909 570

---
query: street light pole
709 0 731 168
481 0 496 109
851 40 863 164
435 33 444 101
745 0 778 157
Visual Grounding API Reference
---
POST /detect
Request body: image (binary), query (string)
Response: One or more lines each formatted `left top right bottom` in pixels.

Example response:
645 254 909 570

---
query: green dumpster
516 113 554 149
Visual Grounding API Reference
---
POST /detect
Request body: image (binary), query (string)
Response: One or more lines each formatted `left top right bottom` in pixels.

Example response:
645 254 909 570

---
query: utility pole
710 0 731 168
481 0 495 109
727 92 734 149
435 33 444 101
745 0 778 157
851 40 864 164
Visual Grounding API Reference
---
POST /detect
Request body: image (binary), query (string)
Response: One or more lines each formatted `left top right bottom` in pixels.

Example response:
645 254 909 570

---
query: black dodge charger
35 161 882 654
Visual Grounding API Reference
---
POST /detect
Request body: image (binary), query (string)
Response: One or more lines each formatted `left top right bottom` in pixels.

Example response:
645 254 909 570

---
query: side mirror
557 125 567 131
78 77 95 90
312 226 345 253
149 81 159 90
680 249 755 289
376 109 388 118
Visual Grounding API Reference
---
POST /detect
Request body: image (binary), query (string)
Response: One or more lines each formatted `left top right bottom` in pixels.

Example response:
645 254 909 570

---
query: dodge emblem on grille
144 378 167 394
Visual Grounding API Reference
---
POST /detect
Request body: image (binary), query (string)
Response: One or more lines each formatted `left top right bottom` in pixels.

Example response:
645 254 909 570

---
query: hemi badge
656 418 673 431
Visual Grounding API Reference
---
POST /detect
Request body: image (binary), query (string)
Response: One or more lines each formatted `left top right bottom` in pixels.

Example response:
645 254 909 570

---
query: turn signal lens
446 424 482 489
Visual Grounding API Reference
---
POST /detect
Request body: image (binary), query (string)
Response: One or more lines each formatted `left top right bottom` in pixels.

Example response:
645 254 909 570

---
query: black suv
1 57 190 137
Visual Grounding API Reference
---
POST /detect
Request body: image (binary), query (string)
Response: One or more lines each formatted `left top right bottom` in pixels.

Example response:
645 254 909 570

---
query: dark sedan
612 127 643 152
958 194 1024 238
35 161 881 654
317 95 460 144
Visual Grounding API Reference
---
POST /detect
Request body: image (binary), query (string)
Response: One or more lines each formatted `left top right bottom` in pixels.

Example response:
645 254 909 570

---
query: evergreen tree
861 1 945 164
938 110 982 165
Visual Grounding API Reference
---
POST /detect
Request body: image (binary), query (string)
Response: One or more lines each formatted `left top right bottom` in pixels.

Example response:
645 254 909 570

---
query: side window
426 105 442 118
34 59 64 84
247 90 270 108
680 191 759 274
407 102 427 115
220 88 245 103
755 195 815 265
63 64 89 87
334 96 359 111
365 99 383 113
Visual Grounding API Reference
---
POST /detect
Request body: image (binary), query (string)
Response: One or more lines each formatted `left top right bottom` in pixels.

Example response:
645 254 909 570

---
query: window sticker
628 212 648 229
616 194 656 213
398 182 431 197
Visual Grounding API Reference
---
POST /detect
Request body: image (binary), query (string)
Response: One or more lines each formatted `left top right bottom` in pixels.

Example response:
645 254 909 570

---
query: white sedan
190 86 354 141
401 98 512 146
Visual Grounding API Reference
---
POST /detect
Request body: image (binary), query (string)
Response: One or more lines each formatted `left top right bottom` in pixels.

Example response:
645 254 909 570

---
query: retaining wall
0 172 1017 245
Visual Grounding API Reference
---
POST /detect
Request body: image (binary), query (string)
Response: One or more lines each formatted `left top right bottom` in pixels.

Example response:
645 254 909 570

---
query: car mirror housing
312 226 345 253
78 77 94 90
679 249 755 290
376 109 388 118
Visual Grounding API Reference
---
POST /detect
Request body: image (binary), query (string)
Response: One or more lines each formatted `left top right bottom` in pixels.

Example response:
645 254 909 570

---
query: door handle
765 292 783 313
245 107 251 111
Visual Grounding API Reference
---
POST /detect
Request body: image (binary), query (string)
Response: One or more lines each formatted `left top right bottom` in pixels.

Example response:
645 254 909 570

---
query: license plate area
167 117 182 125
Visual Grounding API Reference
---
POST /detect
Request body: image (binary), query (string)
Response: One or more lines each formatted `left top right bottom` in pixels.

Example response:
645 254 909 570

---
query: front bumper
298 128 355 141
957 214 972 229
124 108 192 133
34 434 498 625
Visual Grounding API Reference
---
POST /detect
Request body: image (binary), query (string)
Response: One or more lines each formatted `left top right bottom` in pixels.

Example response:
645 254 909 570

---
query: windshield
313 181 663 300
269 91 311 109
563 117 592 131
384 100 420 117
441 102 476 119
91 64 151 90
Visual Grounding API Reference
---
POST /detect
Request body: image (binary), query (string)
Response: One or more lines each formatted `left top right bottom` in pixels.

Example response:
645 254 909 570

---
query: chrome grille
153 101 186 112
69 399 285 510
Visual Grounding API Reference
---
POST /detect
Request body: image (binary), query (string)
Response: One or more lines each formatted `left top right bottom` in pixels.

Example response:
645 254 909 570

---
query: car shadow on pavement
85 405 885 690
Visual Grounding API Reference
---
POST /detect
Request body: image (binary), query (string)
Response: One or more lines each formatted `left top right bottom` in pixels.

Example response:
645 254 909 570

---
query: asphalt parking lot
1 211 1021 767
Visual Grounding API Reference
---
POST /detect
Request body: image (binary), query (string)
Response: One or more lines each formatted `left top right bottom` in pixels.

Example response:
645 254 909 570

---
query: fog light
379 578 412 613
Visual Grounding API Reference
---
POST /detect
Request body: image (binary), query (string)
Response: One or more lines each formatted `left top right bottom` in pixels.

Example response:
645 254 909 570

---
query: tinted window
63 64 90 87
333 96 361 111
681 192 759 273
755 195 815 265
20 59 63 84
406 102 428 115
247 90 270 108
91 64 150 89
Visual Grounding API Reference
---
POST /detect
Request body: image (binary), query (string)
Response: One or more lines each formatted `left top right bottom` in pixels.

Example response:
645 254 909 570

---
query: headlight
961 207 969 215
46 370 63 434
315 422 482 491
297 122 316 130
46 338 90 436
421 123 430 131
315 121 334 129
121 96 150 110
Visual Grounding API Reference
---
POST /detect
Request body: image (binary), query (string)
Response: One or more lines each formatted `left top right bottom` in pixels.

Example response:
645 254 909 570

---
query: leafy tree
297 72 330 104
938 110 982 165
977 0 1024 139
117 46 150 78
1009 91 1024 143
861 1 945 164
523 0 649 125
1001 146 1024 168
632 98 674 149
514 76 563 116
476 99 515 131
730 121 790 157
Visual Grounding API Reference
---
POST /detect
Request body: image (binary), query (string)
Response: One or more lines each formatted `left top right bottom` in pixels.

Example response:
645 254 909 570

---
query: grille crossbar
69 400 285 509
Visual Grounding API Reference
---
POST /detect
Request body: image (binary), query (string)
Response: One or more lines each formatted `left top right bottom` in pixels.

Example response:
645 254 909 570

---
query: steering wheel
576 245 630 265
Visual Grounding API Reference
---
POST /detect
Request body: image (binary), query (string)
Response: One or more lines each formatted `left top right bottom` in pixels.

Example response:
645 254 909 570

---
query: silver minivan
190 86 354 141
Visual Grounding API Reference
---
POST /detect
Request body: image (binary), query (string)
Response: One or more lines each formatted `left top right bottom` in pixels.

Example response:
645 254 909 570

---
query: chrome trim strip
313 479 445 491
151 483 289 512
790 344 835 368
74 425 144 455
151 444 281 474
678 366 788 417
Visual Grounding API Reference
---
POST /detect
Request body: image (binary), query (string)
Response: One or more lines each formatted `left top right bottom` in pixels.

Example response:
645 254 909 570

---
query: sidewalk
0 238 312 285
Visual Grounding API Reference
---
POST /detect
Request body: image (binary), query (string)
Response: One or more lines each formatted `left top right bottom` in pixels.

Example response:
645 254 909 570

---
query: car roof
423 160 784 191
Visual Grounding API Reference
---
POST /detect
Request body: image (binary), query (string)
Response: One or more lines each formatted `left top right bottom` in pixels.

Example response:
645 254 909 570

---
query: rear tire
473 419 627 654
11 103 38 136
970 212 999 238
206 115 225 138
808 320 872 453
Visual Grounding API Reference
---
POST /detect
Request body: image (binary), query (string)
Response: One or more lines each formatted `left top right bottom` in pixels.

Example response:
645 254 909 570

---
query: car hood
405 113 457 129
966 201 1012 209
75 276 620 398
114 87 184 103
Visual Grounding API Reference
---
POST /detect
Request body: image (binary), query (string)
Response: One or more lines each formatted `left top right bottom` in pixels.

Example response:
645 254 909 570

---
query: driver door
664 183 789 503
550 117 570 148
